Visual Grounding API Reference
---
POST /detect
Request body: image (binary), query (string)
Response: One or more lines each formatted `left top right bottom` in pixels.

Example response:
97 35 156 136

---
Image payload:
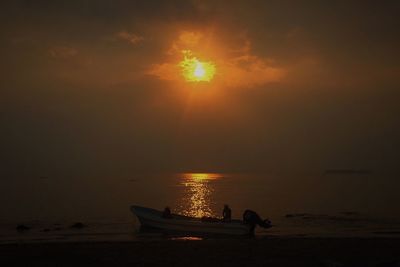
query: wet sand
1 238 400 266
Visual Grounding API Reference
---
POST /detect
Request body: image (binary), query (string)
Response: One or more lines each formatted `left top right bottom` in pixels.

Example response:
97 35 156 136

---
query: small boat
130 205 253 236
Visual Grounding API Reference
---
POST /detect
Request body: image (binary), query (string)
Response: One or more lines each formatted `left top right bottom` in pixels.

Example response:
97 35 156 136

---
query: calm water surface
1 172 400 243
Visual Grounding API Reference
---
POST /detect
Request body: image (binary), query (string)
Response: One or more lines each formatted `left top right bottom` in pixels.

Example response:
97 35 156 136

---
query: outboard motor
243 209 272 234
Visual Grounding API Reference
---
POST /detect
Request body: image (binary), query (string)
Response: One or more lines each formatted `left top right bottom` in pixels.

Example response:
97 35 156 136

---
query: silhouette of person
243 209 272 234
162 206 172 218
222 204 232 222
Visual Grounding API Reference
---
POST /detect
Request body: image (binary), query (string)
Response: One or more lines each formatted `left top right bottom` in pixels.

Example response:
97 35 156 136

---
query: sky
1 0 400 179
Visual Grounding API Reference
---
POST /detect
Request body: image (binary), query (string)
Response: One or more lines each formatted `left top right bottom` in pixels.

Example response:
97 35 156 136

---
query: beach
1 238 400 266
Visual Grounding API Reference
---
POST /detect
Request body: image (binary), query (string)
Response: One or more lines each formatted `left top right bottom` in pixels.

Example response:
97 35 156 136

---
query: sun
194 62 206 78
179 50 216 82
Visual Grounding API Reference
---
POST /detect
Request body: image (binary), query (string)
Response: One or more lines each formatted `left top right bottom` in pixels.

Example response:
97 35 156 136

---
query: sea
1 172 400 243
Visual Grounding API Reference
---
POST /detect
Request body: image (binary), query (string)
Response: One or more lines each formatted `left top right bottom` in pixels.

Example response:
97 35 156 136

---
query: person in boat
162 206 173 218
222 204 232 222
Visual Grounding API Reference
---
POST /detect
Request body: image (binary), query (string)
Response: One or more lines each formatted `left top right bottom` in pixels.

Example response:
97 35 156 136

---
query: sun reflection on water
178 173 222 218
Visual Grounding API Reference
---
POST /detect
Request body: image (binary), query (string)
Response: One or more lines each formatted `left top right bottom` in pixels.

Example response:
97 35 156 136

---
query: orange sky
0 0 400 177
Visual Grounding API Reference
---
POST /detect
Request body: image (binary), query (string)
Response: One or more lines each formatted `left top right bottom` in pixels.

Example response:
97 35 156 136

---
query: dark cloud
3 0 203 24
48 45 78 58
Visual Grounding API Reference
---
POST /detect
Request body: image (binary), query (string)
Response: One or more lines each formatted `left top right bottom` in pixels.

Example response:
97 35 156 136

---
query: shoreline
1 237 399 266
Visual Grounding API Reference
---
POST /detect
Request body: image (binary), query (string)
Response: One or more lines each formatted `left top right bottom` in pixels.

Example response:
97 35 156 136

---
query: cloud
221 55 286 88
147 63 178 81
49 46 78 59
116 31 144 45
147 31 286 88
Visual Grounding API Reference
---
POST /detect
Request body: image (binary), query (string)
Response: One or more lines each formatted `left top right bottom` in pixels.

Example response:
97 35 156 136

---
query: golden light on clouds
147 30 286 88
179 50 216 82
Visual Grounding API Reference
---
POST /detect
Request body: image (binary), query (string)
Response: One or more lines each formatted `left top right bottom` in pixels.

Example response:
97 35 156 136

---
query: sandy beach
1 238 399 266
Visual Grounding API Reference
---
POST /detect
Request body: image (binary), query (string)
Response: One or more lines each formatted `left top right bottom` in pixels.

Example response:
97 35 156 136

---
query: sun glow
179 50 216 82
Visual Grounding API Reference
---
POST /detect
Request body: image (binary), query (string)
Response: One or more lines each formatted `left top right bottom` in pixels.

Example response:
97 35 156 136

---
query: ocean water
1 173 400 243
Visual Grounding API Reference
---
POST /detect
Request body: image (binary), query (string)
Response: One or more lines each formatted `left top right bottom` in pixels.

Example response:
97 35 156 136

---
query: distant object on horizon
70 222 86 229
324 169 372 175
16 224 31 232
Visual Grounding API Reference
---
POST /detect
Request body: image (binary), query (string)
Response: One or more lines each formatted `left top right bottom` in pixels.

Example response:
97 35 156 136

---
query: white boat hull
131 205 252 236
